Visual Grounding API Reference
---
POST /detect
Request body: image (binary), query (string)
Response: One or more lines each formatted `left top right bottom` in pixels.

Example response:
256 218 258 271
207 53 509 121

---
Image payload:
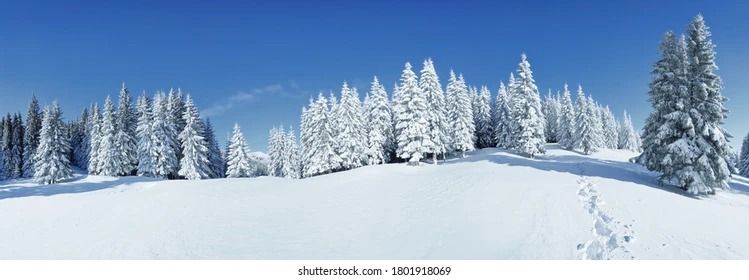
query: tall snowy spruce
151 93 179 179
419 58 449 163
474 86 493 148
395 62 431 164
682 15 731 194
87 103 102 174
542 91 561 143
22 95 42 177
268 126 285 176
445 71 475 157
335 83 366 170
96 96 121 176
364 76 393 165
71 109 90 170
135 94 156 177
599 106 619 149
302 94 341 176
116 83 137 175
202 119 225 178
573 86 602 155
225 123 254 178
557 84 576 150
282 127 301 179
178 96 211 180
739 132 749 177
509 54 545 157
618 110 640 151
493 82 513 149
33 102 72 184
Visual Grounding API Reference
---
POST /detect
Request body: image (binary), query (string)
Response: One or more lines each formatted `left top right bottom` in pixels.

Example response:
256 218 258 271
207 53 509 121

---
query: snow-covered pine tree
135 94 156 177
336 83 366 170
87 103 102 174
116 83 137 175
152 93 179 179
203 118 225 178
419 58 449 163
474 86 493 148
682 14 732 194
618 110 640 151
493 81 513 149
395 62 431 164
446 73 475 157
739 132 749 177
72 108 90 170
177 95 211 180
10 114 24 178
542 90 561 143
22 95 42 177
97 96 121 176
225 123 254 178
510 54 545 157
557 84 576 150
168 89 186 163
364 76 393 165
33 102 72 184
600 106 619 149
268 126 285 176
300 102 314 176
573 86 601 154
282 127 301 179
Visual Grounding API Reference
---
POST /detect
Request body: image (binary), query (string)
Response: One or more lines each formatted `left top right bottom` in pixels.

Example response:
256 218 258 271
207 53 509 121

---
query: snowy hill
1 144 749 259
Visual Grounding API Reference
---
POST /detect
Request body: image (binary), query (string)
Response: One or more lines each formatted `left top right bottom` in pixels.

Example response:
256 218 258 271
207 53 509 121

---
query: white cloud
201 82 303 117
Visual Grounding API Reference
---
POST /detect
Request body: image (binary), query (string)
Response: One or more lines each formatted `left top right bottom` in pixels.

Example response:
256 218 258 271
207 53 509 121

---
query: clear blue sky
1 0 747 151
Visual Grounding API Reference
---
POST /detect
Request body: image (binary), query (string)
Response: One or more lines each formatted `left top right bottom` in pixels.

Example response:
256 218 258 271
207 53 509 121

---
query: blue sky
1 0 747 151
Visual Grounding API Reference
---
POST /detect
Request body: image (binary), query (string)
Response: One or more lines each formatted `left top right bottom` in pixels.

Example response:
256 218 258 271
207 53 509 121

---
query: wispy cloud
202 82 305 117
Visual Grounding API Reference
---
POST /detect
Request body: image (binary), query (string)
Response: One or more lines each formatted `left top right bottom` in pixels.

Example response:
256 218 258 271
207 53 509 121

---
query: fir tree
178 96 211 180
87 103 102 174
395 62 430 164
225 123 254 178
542 90 561 143
282 127 301 179
574 86 601 154
22 95 42 177
474 86 494 148
446 72 475 157
336 83 366 170
493 82 513 149
558 84 576 150
152 93 179 179
33 102 72 184
739 132 749 177
419 58 449 162
136 94 156 177
364 76 393 165
268 126 285 176
97 96 121 176
618 110 640 151
203 118 225 178
510 54 545 157
116 83 137 175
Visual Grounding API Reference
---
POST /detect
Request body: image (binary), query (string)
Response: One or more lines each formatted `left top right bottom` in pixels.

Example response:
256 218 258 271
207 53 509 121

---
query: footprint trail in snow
576 177 636 260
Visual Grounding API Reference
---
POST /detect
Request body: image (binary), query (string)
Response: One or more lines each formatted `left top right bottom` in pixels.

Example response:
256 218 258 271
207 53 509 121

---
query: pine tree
282 127 301 179
225 123 254 178
33 102 72 184
600 106 619 149
474 86 493 148
364 76 393 165
168 89 186 163
678 15 731 194
558 84 576 150
116 83 137 175
542 90 561 143
300 102 314 176
739 132 749 177
22 95 42 177
419 58 449 162
72 108 90 170
268 126 285 176
178 95 211 180
446 72 475 157
395 62 430 164
152 93 179 179
493 82 513 149
87 103 102 174
618 110 640 151
573 86 601 154
305 94 342 176
97 96 121 176
136 94 156 177
336 83 366 170
203 118 225 178
510 54 546 157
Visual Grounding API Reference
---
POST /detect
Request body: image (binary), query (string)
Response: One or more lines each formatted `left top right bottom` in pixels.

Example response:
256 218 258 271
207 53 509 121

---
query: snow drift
1 145 748 259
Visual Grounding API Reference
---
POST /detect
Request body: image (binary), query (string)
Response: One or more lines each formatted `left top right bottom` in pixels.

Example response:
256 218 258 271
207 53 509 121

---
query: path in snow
576 177 635 260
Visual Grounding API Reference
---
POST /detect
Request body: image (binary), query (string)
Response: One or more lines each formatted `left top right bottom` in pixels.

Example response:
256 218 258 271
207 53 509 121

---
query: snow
1 144 749 259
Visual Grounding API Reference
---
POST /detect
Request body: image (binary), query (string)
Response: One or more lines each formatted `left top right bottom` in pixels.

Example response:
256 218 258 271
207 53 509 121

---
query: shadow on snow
0 174 159 201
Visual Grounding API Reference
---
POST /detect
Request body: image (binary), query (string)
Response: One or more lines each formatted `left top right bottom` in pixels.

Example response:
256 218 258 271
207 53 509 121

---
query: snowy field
1 144 749 260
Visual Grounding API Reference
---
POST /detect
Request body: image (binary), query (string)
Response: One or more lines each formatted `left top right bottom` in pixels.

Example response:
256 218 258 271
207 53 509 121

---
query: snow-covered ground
1 144 749 259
